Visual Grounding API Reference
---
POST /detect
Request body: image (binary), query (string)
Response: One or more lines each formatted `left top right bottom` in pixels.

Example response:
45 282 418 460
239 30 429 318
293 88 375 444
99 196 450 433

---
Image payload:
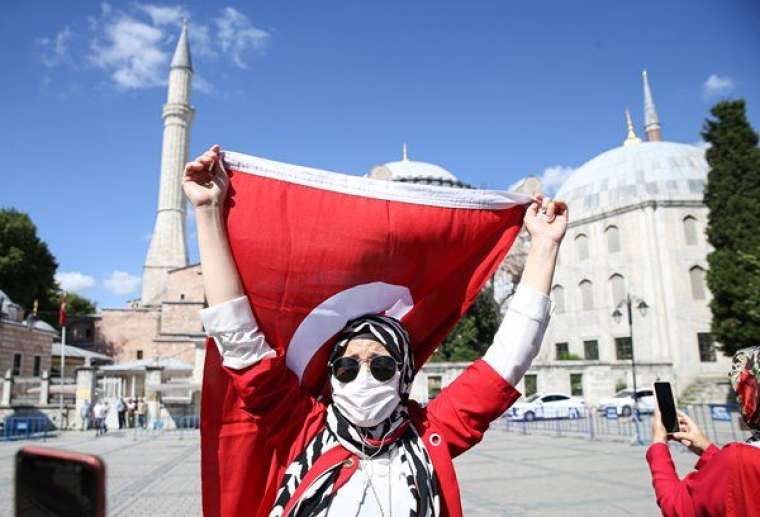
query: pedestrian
116 397 126 429
92 400 102 436
137 398 146 429
189 145 566 515
647 345 760 516
80 399 91 431
127 398 136 428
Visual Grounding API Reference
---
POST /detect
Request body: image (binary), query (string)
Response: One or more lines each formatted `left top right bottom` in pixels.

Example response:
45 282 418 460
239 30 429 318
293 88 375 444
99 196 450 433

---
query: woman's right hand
183 144 229 209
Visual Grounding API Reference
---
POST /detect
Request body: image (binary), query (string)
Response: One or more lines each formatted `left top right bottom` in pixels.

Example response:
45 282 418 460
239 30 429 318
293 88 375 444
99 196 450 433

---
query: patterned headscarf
270 315 440 517
729 346 760 435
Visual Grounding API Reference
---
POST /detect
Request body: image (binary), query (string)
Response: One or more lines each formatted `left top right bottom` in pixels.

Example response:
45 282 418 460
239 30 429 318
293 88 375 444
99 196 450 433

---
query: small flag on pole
58 295 67 327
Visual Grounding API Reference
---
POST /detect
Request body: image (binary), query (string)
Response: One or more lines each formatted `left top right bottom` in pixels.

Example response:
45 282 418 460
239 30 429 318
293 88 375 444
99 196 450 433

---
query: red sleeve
222 355 324 449
646 442 727 517
425 359 520 458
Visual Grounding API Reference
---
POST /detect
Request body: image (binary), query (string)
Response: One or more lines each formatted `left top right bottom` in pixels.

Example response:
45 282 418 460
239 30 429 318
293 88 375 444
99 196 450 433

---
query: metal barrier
1 416 53 441
499 403 744 446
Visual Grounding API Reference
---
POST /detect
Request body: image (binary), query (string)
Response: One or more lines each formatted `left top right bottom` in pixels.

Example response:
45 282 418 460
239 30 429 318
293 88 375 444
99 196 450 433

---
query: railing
498 403 746 446
1 416 53 441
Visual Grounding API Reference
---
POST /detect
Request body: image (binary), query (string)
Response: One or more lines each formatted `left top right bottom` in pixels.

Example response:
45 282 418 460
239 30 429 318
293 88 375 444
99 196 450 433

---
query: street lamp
612 293 648 445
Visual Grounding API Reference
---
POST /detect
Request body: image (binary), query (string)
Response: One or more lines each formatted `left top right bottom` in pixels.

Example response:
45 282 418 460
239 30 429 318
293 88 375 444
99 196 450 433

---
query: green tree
702 100 760 356
432 284 501 362
0 208 58 318
41 290 98 328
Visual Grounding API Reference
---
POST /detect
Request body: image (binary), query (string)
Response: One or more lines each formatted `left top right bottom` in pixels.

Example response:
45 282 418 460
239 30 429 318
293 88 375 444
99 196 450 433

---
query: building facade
516 72 729 405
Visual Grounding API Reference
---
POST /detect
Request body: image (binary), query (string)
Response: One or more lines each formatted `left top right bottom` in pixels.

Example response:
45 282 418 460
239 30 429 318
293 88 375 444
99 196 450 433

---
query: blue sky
1 1 759 309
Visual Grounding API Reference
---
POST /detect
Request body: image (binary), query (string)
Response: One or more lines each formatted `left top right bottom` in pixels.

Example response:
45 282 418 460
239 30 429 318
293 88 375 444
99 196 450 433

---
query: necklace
356 430 393 517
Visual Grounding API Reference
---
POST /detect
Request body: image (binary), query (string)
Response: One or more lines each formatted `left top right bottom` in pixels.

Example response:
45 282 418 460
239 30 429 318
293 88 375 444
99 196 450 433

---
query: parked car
597 388 655 417
505 393 587 421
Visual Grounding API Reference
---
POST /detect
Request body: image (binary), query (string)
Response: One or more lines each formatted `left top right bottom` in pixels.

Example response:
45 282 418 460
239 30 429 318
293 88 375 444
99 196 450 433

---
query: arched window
575 234 589 261
609 274 626 307
605 225 621 253
551 285 565 313
579 280 594 310
689 266 707 300
683 216 698 246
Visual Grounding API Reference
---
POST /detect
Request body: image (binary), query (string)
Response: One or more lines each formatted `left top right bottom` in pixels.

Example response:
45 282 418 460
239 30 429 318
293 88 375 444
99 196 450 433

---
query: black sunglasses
329 355 399 383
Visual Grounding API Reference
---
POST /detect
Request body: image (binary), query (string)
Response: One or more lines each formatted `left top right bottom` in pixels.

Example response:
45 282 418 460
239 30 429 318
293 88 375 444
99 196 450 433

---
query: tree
432 284 501 362
702 100 760 356
0 208 58 318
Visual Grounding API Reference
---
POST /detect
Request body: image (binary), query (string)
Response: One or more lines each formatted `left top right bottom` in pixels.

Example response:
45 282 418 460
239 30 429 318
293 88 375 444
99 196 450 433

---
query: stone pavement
0 427 699 516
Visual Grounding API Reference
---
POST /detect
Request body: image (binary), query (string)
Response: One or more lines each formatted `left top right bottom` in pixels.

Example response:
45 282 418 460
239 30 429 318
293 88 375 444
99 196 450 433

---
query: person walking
647 346 760 516
127 398 136 428
137 398 147 429
80 399 91 431
116 397 126 429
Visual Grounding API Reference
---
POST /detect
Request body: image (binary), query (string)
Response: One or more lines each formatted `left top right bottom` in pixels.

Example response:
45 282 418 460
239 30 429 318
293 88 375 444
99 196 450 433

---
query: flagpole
60 325 66 427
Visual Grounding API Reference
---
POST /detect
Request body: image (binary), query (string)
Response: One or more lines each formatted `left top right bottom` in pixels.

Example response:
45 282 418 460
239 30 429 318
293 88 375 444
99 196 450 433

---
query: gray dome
557 142 708 220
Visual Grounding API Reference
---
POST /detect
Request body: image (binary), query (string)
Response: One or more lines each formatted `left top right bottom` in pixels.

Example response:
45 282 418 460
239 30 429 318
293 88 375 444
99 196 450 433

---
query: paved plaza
0 427 698 516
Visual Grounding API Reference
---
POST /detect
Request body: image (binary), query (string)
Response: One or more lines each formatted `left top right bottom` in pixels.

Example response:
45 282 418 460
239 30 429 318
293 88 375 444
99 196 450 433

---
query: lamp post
612 293 649 445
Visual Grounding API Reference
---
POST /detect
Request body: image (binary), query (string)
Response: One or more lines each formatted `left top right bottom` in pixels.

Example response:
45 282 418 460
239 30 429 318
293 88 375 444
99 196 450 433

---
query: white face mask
331 365 401 428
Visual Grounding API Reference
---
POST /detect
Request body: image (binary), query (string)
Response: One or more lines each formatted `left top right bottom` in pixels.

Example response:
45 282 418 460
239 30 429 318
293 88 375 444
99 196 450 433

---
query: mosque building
516 72 728 405
94 22 725 407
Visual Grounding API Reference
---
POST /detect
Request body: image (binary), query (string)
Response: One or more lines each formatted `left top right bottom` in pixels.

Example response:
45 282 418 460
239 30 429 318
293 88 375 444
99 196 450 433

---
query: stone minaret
642 69 662 142
141 21 194 306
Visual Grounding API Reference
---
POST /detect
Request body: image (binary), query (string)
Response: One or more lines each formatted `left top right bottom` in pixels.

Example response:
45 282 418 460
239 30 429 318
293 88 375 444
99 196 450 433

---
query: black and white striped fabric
270 315 440 516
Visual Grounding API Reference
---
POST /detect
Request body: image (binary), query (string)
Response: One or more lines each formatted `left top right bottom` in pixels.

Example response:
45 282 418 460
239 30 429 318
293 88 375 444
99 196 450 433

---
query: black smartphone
15 447 106 517
653 381 679 434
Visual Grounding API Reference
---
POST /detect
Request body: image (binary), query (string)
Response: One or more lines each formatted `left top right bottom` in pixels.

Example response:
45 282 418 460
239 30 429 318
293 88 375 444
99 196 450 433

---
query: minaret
642 69 662 142
141 21 194 306
623 108 642 146
402 142 409 161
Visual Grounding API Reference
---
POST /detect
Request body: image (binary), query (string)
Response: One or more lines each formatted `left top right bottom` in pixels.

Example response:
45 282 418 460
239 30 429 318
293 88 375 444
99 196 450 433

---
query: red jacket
647 442 760 517
220 354 520 516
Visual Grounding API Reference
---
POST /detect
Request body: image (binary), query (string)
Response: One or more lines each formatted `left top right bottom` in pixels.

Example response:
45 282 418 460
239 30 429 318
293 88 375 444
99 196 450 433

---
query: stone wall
0 322 54 377
96 309 160 362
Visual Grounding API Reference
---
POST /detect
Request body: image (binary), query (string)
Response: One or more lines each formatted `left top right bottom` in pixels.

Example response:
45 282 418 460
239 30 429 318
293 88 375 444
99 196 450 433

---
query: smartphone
653 381 679 434
15 447 106 517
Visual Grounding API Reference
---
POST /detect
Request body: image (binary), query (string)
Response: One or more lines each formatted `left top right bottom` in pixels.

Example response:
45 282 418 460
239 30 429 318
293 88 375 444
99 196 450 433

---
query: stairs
679 376 734 405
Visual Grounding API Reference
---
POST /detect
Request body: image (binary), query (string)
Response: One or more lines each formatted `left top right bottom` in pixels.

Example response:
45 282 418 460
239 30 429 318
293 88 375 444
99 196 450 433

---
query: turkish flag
201 151 531 516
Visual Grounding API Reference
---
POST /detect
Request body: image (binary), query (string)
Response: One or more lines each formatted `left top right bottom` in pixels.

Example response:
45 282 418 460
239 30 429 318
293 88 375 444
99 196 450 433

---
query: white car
505 393 587 421
597 389 656 417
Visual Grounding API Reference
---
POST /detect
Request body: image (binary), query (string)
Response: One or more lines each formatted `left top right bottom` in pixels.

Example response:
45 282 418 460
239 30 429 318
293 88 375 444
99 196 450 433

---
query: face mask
331 365 401 427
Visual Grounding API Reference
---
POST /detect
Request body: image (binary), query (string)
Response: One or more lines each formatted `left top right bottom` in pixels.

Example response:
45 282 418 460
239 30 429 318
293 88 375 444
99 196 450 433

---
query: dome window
551 285 565 313
575 234 589 261
689 266 707 300
605 226 621 253
683 216 698 246
579 280 594 310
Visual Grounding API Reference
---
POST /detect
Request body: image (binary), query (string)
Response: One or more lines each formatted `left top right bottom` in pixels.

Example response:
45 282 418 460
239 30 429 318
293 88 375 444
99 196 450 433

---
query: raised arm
184 144 245 306
482 194 566 385
426 195 567 456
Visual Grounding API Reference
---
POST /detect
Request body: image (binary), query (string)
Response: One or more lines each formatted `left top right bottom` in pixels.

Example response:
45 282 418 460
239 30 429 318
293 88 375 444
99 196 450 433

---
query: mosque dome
557 141 708 220
368 144 471 188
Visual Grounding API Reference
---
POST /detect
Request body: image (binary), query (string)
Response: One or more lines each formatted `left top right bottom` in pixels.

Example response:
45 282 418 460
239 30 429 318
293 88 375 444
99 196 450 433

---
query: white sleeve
199 295 276 370
482 283 553 386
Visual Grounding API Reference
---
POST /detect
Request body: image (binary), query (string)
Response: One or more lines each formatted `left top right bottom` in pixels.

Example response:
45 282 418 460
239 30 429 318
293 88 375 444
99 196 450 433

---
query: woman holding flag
187 145 567 516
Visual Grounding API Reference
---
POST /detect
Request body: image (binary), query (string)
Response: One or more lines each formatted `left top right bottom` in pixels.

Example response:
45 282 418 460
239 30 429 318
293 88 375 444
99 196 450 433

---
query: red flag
58 295 67 327
201 152 530 516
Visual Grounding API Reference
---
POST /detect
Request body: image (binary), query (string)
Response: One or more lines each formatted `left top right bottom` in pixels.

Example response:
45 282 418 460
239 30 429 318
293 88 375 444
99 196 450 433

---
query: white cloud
703 74 735 98
55 271 96 292
38 26 73 67
137 4 189 26
104 270 141 295
539 165 574 196
215 7 269 68
89 14 168 89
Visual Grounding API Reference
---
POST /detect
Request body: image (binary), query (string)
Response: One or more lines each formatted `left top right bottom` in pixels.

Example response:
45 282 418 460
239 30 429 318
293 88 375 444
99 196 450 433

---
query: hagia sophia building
90 22 726 407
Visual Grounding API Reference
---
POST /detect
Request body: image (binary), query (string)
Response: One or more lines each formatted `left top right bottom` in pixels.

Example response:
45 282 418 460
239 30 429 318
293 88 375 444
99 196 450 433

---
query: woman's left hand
524 193 569 244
